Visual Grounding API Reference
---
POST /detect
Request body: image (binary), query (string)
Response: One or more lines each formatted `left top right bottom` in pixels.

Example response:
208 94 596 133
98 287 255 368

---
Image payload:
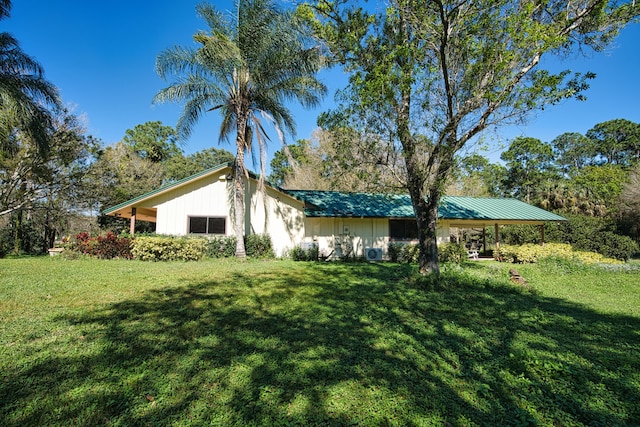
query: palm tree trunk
234 125 247 259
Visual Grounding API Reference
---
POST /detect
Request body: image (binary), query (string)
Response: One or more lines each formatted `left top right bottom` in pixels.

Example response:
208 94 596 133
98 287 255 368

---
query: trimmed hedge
132 234 275 261
131 236 207 261
206 234 275 258
495 243 622 265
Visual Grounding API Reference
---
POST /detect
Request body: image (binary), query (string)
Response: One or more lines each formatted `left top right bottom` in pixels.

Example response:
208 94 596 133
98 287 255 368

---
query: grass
1 257 639 426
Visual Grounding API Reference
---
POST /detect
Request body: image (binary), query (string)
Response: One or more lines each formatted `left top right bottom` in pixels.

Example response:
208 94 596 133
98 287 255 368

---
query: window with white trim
188 216 226 235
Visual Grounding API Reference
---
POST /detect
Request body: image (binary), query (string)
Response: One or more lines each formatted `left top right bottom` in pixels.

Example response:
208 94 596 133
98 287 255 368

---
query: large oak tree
303 0 638 273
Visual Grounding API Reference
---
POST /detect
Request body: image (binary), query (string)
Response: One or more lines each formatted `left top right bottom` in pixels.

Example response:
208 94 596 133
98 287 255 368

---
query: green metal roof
439 196 566 221
284 190 415 218
284 190 566 222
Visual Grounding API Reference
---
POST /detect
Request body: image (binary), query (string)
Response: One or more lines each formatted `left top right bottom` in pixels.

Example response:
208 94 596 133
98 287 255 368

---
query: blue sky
5 1 640 166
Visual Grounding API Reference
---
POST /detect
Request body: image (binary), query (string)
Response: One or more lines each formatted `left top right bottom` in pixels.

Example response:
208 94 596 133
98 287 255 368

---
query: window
389 219 418 240
188 216 226 235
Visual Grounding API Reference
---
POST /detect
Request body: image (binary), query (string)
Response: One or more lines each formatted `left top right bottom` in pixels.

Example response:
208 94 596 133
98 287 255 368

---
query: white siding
149 169 303 257
155 171 232 236
304 217 389 259
246 180 305 257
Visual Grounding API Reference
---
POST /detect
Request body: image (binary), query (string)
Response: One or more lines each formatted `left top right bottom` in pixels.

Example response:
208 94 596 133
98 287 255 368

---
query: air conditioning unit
365 247 383 261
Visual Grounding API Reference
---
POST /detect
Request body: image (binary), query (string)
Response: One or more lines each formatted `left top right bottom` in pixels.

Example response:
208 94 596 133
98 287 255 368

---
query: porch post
130 207 136 236
494 223 500 251
540 224 545 246
482 227 487 253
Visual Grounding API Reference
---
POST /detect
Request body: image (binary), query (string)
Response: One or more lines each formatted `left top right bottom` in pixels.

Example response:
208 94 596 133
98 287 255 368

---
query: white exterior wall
150 169 304 257
305 217 451 259
154 171 232 236
245 180 305 257
304 217 389 258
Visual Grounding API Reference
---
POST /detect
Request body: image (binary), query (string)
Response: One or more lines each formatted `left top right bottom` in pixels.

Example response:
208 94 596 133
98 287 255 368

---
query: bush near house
388 242 468 264
501 215 639 261
131 234 275 261
290 243 319 261
70 232 132 259
495 243 622 265
131 236 207 261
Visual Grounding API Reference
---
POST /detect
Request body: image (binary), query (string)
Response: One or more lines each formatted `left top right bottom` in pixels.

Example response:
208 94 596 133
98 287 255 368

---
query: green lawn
1 257 639 426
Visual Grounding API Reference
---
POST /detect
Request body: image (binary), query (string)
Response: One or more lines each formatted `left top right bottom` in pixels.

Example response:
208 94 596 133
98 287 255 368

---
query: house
104 163 566 258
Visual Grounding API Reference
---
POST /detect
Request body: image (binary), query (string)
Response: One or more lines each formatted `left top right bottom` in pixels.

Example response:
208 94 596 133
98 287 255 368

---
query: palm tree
0 0 60 156
155 0 326 258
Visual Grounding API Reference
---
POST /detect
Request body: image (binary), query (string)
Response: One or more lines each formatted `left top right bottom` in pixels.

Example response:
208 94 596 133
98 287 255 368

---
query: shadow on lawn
2 263 639 426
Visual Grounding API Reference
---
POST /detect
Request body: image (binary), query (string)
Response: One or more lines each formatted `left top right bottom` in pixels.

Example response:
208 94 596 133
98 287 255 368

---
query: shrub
388 242 404 263
597 232 638 261
204 234 274 258
206 235 237 258
71 232 132 259
131 236 207 261
500 215 638 261
291 243 319 261
495 243 621 265
245 234 274 258
387 242 419 263
438 243 468 264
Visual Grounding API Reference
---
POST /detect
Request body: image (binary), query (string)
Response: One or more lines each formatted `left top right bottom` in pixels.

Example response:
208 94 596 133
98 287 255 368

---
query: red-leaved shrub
73 232 132 259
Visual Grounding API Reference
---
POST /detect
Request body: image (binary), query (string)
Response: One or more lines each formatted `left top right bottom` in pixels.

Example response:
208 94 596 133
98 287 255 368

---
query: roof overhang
108 206 157 222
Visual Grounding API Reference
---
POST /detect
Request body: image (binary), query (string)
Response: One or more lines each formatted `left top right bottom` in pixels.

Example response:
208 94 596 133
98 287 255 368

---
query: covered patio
438 196 567 256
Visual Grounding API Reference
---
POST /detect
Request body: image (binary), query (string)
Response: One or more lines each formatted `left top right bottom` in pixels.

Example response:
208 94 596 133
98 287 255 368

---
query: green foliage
597 231 639 261
131 235 206 262
500 224 544 245
586 118 640 166
164 148 235 182
554 215 638 261
205 235 236 258
71 232 132 259
121 121 180 163
438 243 469 264
290 243 319 261
495 243 622 265
387 242 403 263
501 136 557 202
0 2 61 156
205 234 274 259
500 215 639 261
244 234 275 258
387 242 420 263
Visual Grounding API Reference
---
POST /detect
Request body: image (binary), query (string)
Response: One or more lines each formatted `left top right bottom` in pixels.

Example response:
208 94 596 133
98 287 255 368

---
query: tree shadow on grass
1 262 639 426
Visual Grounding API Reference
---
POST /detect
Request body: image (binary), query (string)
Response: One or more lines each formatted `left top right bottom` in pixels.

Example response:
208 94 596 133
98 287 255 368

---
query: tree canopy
0 0 60 156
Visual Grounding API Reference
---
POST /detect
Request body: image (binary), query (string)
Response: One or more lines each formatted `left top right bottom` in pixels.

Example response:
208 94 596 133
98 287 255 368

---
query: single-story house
104 163 566 259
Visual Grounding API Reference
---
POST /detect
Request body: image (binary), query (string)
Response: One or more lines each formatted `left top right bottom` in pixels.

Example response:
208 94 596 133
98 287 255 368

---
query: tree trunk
234 114 248 260
407 179 441 275
13 210 22 255
233 153 247 259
